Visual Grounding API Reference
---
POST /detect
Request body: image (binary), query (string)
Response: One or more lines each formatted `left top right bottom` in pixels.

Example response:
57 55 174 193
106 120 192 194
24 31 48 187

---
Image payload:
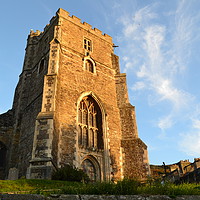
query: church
0 8 150 181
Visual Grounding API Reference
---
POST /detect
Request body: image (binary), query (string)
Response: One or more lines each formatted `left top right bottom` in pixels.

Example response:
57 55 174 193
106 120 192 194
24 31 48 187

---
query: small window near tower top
85 60 94 73
83 57 96 74
84 38 92 51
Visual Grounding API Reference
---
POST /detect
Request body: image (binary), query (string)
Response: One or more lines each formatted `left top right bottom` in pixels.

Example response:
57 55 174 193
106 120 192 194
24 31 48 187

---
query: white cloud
177 104 200 156
143 25 165 66
117 0 197 132
179 131 200 156
113 0 200 161
133 23 193 110
136 65 147 78
119 4 157 40
124 62 134 72
131 81 145 91
153 78 193 110
169 0 199 74
192 119 200 129
134 5 157 22
158 115 173 130
122 56 129 62
123 22 138 38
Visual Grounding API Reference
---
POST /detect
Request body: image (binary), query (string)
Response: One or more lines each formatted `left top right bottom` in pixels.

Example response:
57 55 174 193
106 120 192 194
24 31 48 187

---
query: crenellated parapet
28 8 112 47
56 8 112 43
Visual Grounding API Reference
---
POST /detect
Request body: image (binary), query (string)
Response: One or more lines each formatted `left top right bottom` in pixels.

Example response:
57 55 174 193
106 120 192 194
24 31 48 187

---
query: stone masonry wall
122 138 149 179
17 96 43 177
0 110 14 179
9 16 58 178
114 57 150 179
54 9 124 180
0 194 200 200
5 8 150 180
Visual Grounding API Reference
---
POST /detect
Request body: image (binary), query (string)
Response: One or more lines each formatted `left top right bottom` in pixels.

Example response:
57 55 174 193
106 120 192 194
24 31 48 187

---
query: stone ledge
1 195 200 200
0 194 44 200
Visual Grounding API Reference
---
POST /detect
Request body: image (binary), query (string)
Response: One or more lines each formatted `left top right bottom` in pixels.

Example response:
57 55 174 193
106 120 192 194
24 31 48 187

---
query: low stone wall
1 194 200 200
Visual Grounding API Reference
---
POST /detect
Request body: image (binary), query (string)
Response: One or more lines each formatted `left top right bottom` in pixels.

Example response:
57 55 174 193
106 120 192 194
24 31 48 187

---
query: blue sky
1 0 200 165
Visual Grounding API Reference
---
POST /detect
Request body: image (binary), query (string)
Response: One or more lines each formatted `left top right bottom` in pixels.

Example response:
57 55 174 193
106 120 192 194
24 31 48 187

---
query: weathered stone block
81 195 117 200
0 194 45 200
59 195 80 200
7 168 19 180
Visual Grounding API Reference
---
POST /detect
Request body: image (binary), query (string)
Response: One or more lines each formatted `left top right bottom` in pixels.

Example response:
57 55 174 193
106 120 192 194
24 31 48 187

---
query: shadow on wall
0 141 7 179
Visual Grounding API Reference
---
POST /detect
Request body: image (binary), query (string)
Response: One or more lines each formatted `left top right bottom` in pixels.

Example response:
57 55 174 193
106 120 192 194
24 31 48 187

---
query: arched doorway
81 156 101 182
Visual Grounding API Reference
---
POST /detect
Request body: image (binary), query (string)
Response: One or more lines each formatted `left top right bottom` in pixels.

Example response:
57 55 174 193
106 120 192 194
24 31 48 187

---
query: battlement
56 8 113 43
29 8 112 44
29 16 57 39
29 29 42 37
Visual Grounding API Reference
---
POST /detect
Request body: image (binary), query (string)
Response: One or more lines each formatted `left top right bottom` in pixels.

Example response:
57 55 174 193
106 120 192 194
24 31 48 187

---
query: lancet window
78 96 103 150
85 60 94 73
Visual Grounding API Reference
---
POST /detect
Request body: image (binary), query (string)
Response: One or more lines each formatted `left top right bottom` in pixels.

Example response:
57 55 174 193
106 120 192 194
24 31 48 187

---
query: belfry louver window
84 38 92 51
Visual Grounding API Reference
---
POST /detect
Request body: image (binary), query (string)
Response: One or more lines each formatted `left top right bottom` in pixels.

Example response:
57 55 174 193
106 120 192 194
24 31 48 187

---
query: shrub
84 182 116 195
52 165 90 183
61 179 141 195
115 178 140 195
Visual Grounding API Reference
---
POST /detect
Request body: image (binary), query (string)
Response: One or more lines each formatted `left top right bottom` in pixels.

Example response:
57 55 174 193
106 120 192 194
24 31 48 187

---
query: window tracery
78 96 103 150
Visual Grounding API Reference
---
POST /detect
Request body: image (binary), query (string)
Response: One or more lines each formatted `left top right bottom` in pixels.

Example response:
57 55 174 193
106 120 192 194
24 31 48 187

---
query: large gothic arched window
78 96 103 150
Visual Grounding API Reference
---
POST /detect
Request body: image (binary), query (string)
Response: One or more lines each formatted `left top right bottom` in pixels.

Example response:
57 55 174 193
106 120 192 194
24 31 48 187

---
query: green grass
0 179 81 195
61 180 200 197
1 179 200 197
139 182 200 197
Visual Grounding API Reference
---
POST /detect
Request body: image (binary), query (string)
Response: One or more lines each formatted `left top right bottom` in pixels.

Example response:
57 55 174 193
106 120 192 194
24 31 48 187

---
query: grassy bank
0 179 81 195
1 179 200 197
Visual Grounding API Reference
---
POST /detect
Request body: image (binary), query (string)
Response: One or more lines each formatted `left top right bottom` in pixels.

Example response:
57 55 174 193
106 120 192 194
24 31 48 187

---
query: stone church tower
0 8 150 181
